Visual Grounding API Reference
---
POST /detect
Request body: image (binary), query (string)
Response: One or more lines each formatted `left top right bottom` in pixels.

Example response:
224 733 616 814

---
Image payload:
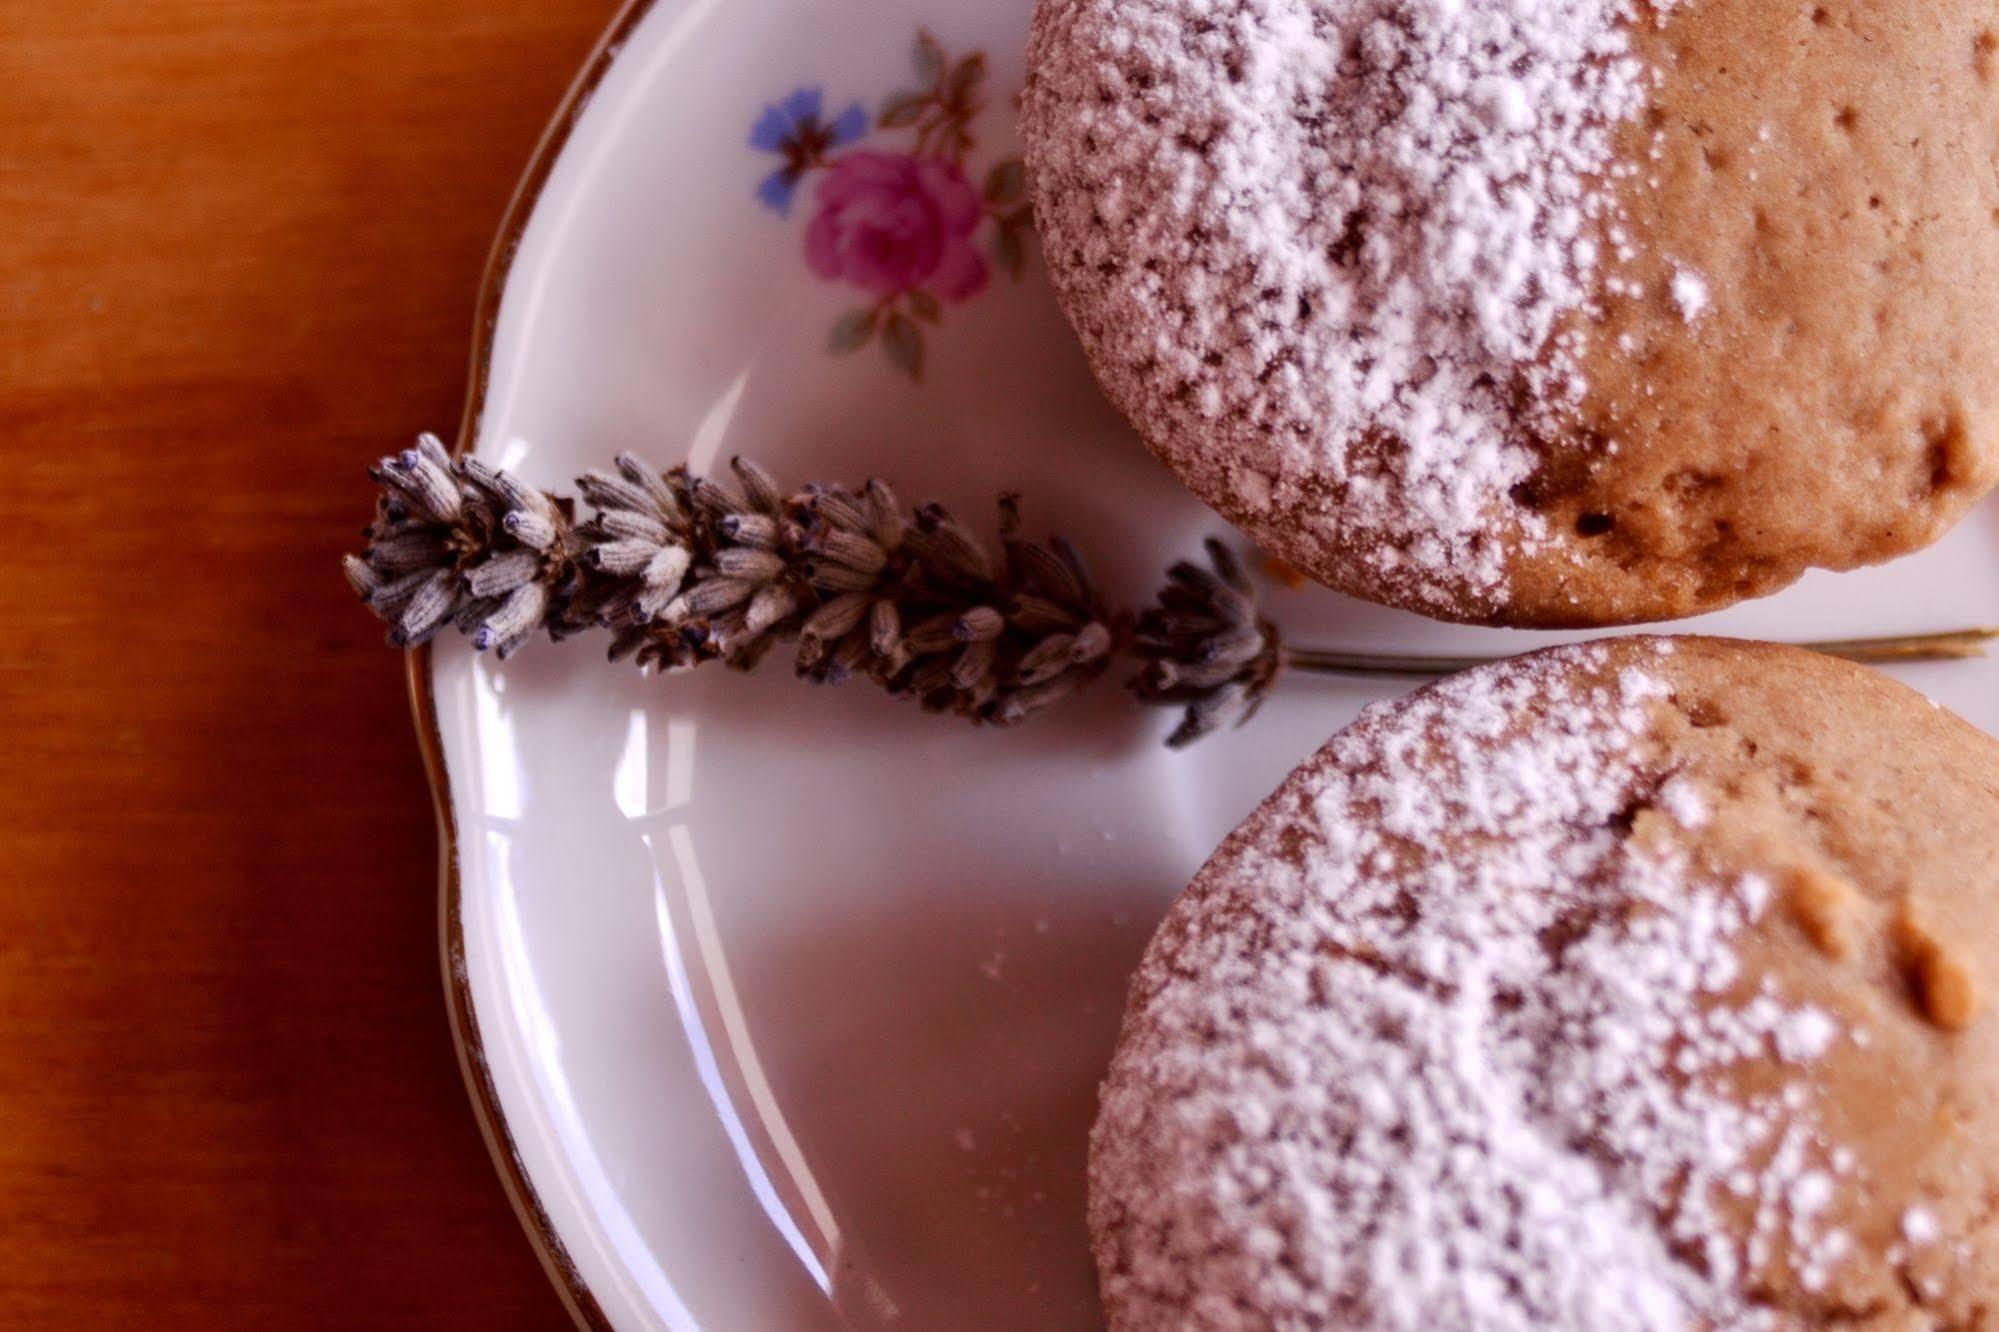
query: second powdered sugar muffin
1022 1 1999 626
1091 638 1999 1328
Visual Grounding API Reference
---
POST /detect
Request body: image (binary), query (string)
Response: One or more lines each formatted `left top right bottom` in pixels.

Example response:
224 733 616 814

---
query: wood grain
0 2 621 1324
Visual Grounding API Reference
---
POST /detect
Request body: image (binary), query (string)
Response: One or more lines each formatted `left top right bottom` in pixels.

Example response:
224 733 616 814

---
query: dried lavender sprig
347 438 1999 746
787 486 1116 728
1121 549 1999 743
348 440 1119 731
1125 539 1283 748
1280 628 1999 678
344 433 586 655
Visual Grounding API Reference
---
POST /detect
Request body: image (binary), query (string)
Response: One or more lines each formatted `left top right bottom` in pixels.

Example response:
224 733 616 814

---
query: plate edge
410 648 616 1332
406 1 666 1328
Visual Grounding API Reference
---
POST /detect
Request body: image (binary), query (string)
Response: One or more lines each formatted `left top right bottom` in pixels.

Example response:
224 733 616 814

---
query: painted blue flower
749 87 869 217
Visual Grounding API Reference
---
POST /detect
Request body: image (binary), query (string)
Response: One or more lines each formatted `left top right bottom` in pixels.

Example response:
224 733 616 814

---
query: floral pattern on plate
749 30 1032 380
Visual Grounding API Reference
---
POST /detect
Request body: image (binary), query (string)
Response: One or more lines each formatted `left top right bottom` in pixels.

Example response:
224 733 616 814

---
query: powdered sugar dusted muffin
1091 638 1999 1328
1022 2 1999 625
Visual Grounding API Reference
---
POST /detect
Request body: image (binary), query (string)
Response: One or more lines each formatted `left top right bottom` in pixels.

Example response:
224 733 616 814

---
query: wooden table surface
1 2 624 1324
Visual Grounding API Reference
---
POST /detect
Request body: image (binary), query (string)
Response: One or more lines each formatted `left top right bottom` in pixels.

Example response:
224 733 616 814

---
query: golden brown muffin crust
1624 641 1999 1324
1513 3 1999 622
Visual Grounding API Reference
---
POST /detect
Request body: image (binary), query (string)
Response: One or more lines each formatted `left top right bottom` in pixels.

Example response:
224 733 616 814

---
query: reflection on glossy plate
419 1 1999 1326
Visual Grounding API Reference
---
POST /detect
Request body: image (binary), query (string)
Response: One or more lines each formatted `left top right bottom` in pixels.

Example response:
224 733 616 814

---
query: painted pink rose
804 151 989 302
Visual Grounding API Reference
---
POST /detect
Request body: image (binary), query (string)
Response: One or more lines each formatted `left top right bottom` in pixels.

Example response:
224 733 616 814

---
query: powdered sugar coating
1024 0 1671 614
1090 642 1850 1329
1670 265 1711 323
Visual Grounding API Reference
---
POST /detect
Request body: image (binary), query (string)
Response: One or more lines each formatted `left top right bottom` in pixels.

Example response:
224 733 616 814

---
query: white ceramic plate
414 2 1999 1327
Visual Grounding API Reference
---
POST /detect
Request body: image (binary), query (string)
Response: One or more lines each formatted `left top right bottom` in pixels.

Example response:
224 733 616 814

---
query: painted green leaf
907 290 942 324
984 158 1025 206
879 91 928 129
992 222 1025 281
829 308 879 354
881 313 924 380
946 54 987 107
914 30 946 87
